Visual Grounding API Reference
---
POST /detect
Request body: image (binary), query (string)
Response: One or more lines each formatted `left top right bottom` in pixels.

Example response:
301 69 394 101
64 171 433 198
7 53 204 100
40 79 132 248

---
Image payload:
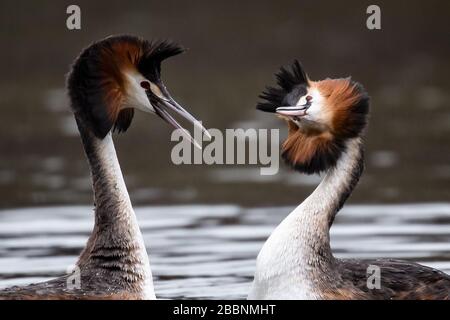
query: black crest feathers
257 60 309 113
138 40 185 80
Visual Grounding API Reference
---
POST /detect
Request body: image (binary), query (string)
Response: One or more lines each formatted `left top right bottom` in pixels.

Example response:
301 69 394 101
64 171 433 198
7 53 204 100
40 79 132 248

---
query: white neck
75 118 155 299
249 137 363 299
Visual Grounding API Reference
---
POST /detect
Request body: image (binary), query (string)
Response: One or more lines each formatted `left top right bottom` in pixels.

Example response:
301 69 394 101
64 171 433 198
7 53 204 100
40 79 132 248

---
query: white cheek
304 89 328 123
123 71 155 113
297 96 307 106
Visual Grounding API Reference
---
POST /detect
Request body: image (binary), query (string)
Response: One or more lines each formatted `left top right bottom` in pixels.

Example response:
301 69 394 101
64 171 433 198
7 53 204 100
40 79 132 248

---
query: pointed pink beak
276 105 309 117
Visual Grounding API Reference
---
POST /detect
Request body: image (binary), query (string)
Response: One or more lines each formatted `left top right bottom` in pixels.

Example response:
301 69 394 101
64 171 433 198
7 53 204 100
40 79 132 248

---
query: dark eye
140 81 151 90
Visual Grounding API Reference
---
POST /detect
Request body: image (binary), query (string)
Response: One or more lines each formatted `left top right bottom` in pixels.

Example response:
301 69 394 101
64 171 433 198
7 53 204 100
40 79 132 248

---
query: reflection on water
0 204 449 299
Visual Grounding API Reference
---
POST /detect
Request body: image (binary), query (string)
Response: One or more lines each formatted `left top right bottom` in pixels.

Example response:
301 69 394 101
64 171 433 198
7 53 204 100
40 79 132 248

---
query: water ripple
0 203 449 299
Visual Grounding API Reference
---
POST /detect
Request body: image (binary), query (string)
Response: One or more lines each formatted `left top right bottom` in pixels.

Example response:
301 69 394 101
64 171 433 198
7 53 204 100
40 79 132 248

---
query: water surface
0 204 449 299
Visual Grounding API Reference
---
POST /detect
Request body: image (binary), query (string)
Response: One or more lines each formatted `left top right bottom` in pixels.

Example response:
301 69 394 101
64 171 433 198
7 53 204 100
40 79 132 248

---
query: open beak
147 86 210 149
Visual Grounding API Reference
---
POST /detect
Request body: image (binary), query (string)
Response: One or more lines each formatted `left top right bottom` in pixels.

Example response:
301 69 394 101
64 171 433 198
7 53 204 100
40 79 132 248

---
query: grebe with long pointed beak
0 35 208 300
249 61 450 300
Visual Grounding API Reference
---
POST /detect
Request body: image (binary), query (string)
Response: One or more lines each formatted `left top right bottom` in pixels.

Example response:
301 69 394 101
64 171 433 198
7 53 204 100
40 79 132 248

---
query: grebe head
257 60 370 174
67 35 208 144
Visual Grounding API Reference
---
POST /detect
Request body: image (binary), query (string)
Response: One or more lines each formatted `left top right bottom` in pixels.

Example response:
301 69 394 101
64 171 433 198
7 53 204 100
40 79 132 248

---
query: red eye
140 81 151 90
306 95 313 102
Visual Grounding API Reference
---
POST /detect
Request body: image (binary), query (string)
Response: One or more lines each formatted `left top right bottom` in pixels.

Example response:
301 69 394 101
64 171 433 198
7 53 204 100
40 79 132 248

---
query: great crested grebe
249 61 450 300
0 35 208 300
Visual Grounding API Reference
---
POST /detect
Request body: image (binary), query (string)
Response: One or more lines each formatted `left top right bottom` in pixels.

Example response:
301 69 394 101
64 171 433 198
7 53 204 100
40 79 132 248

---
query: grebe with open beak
0 35 208 300
249 61 450 300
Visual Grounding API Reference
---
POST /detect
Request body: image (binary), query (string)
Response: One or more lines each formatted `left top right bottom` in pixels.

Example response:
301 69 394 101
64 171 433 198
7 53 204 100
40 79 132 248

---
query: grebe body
249 61 450 300
0 35 207 300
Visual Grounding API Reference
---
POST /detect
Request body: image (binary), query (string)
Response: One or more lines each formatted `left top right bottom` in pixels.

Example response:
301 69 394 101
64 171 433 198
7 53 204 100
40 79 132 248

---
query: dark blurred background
0 0 449 208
